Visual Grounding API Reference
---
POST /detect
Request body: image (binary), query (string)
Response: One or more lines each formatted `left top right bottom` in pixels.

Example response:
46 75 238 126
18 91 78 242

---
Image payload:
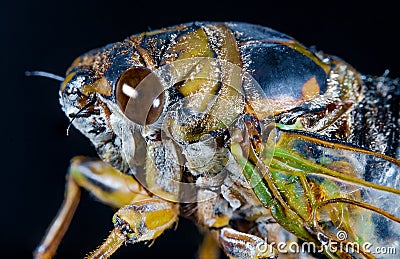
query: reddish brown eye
116 67 164 125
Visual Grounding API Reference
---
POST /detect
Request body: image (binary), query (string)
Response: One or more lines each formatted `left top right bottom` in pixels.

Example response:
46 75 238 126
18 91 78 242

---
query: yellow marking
145 208 177 230
301 76 320 101
70 157 149 208
165 25 245 141
147 188 180 203
178 78 218 97
143 24 188 36
166 27 214 63
61 72 76 92
167 27 219 115
210 215 230 228
213 23 242 66
168 28 215 97
82 76 112 96
205 24 244 129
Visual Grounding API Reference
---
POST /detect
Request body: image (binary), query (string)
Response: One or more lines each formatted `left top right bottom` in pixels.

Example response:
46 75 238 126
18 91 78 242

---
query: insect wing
275 132 400 257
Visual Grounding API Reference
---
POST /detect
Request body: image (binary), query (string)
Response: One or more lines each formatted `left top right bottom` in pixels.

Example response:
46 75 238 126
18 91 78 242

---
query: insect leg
34 156 150 259
216 227 278 259
197 230 220 259
86 198 179 259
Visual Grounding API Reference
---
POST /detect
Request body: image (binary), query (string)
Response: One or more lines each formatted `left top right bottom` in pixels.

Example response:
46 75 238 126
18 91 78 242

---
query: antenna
25 71 65 82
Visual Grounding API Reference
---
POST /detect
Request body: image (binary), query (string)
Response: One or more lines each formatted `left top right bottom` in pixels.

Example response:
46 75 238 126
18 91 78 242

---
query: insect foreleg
86 198 179 259
34 156 151 259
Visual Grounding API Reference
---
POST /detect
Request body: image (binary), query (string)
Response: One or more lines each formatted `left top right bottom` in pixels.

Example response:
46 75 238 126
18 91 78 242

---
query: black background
3 1 399 258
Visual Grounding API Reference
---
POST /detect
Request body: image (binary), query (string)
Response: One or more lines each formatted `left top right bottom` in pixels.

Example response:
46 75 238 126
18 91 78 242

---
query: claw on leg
86 198 179 259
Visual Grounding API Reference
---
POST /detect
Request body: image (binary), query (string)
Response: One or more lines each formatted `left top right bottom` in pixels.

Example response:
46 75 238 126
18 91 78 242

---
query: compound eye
116 67 164 125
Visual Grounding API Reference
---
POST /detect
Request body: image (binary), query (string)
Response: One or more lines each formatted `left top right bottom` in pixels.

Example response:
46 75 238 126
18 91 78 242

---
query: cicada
34 22 400 259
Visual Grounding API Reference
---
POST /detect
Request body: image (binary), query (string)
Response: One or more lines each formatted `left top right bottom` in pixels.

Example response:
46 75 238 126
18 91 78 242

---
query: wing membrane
273 131 400 258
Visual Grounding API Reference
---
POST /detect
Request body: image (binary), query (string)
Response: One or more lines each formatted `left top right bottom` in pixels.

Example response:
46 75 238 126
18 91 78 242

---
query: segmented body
58 22 400 258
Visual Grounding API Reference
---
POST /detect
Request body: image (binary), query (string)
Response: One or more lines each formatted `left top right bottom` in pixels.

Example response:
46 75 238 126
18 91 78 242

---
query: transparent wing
274 131 400 258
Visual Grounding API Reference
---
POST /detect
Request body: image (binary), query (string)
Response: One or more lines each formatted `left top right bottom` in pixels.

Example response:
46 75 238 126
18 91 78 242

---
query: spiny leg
216 227 278 259
34 156 150 259
86 198 179 259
